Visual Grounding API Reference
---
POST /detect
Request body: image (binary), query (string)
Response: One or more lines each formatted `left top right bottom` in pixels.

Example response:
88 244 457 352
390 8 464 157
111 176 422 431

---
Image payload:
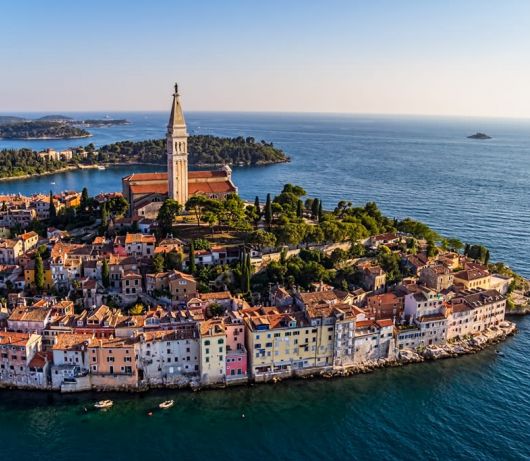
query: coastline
0 158 290 182
0 134 92 141
0 321 516 394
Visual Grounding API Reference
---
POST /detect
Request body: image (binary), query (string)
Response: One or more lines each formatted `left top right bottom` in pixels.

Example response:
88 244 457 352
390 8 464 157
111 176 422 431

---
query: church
122 84 238 218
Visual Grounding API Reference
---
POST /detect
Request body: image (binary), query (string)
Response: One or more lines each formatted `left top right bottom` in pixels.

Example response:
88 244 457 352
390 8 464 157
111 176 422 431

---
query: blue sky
2 0 530 116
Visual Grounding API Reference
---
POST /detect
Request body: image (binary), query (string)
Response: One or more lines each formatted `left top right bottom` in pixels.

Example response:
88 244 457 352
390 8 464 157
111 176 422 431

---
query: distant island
467 132 492 139
0 115 130 139
0 135 289 179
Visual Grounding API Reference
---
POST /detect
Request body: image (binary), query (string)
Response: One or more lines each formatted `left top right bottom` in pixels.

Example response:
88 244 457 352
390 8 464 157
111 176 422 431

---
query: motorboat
159 400 174 409
94 400 113 409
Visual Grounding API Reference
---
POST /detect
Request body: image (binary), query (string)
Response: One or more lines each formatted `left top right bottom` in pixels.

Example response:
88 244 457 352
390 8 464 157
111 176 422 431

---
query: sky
2 0 530 117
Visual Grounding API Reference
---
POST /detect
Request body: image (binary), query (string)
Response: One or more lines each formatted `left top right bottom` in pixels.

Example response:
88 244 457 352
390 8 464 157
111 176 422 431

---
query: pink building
224 312 247 382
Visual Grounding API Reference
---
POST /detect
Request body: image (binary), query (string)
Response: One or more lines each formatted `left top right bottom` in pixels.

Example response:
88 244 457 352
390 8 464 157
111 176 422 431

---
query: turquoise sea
0 112 530 460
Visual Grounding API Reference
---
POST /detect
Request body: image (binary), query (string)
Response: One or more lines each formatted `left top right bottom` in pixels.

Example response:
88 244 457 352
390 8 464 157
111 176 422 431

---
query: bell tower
167 83 189 205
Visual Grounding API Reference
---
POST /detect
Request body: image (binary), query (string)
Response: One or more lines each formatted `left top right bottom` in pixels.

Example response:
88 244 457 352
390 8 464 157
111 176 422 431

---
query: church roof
128 177 236 196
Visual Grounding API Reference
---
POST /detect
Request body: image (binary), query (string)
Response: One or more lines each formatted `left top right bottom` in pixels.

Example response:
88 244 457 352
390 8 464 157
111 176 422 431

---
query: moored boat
159 400 174 409
94 400 113 409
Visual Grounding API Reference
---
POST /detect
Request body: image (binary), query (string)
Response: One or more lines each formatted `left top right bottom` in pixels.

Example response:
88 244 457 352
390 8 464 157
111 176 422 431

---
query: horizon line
2 109 530 122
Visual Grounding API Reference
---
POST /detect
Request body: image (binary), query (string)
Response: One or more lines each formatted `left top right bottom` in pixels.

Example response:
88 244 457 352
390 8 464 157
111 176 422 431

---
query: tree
318 200 323 222
484 249 490 265
297 200 303 219
254 196 261 217
80 187 89 210
129 303 144 315
99 202 109 235
446 238 464 253
48 190 57 221
35 253 44 291
152 253 165 273
102 259 110 288
157 199 182 236
311 198 320 220
107 196 128 217
247 229 277 250
189 240 196 274
186 195 216 227
264 193 272 228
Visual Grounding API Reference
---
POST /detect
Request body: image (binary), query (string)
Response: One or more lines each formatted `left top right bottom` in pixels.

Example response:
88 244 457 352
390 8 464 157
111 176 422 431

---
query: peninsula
0 84 524 394
0 115 130 140
0 134 288 180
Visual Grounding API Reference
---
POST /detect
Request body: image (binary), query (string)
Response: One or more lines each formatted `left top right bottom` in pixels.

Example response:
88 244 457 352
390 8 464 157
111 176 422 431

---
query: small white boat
94 400 113 409
97 165 106 170
159 400 174 409
50 181 56 185
496 350 505 357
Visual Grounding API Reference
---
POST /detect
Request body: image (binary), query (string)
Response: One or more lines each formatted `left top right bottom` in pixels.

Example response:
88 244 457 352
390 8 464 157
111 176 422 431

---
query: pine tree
311 198 319 219
189 240 196 274
35 253 44 291
102 259 110 288
264 193 272 228
48 190 57 222
254 196 261 217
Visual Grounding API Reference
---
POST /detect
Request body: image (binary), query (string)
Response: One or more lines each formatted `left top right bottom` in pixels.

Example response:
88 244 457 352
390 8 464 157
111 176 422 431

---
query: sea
0 111 529 460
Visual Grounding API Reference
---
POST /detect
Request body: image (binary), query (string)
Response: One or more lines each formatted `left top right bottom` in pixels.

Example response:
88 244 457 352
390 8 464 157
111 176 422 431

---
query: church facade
122 84 237 218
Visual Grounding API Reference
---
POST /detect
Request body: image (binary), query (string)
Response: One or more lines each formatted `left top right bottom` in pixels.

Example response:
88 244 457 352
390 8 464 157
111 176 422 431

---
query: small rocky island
467 132 492 139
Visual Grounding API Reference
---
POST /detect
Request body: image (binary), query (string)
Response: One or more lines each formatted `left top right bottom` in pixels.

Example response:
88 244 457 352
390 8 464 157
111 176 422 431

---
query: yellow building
243 307 327 381
199 319 226 385
24 260 53 290
453 268 491 290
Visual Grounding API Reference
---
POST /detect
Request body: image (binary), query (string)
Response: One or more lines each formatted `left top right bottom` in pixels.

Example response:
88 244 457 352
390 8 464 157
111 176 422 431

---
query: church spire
167 82 189 205
168 82 186 131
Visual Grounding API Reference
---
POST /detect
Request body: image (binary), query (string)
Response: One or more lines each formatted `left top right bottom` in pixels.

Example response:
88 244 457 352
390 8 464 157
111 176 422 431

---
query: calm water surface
0 112 529 460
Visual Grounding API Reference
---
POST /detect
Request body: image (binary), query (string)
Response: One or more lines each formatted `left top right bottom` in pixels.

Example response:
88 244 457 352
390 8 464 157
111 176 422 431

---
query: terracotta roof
29 351 48 368
53 333 92 350
376 319 394 328
125 233 156 244
200 291 233 301
0 331 32 346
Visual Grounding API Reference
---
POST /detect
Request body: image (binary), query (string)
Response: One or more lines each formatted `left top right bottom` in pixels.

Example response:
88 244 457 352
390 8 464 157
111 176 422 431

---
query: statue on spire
174 82 179 95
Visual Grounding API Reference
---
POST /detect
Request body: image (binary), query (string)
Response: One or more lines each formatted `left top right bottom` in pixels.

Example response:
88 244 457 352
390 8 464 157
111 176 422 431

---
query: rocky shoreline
316 321 516 379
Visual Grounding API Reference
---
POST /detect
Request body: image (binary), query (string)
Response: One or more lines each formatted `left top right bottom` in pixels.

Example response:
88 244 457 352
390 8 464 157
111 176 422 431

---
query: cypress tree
264 193 272 228
35 253 44 291
245 253 251 293
100 202 109 235
311 198 319 219
297 199 303 219
318 200 323 222
240 252 248 292
102 259 110 288
80 187 89 210
48 190 57 221
484 249 490 265
464 243 470 256
254 196 261 217
189 240 196 274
